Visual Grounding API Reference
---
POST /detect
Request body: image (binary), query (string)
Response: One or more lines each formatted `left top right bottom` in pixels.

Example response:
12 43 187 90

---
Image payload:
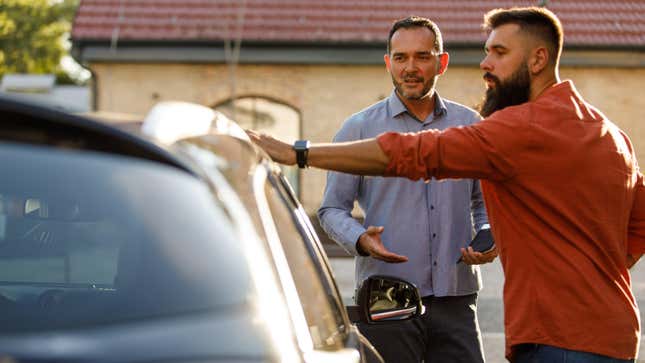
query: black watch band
293 140 310 169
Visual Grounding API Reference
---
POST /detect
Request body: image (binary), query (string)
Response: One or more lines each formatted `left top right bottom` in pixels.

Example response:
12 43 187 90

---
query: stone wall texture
91 63 645 213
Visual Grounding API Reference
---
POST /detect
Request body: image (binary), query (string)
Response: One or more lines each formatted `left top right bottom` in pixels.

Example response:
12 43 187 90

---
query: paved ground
329 257 645 363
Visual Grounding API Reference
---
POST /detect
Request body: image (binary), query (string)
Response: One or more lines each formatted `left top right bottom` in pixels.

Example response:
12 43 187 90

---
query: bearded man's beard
477 62 531 117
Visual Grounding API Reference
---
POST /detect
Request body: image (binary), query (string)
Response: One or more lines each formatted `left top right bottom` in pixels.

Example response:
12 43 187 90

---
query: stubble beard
477 62 531 118
392 73 436 101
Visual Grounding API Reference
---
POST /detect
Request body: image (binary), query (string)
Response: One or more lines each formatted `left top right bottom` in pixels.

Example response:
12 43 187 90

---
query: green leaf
0 0 81 82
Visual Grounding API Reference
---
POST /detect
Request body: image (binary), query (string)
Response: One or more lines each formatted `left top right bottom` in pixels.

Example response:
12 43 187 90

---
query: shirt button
433 261 437 266
430 205 434 210
432 233 436 238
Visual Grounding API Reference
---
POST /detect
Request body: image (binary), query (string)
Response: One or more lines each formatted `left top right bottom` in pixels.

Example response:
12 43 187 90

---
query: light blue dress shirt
318 91 489 297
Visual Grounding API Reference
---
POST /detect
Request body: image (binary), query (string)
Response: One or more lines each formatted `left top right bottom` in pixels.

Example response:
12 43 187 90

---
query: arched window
214 97 301 195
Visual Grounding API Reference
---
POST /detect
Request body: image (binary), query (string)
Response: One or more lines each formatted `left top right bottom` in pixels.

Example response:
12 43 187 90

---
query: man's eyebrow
391 50 435 56
484 44 508 53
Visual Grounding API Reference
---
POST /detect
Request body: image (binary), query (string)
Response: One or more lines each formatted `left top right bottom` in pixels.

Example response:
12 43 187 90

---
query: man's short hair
387 16 443 54
483 7 564 66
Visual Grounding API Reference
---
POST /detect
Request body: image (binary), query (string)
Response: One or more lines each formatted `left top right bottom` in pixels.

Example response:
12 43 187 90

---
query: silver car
0 97 423 363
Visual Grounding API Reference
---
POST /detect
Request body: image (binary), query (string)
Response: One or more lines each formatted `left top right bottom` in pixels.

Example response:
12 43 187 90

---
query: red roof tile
72 0 645 47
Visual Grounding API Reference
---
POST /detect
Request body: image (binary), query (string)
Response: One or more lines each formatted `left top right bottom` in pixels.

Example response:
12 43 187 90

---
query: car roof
0 94 196 176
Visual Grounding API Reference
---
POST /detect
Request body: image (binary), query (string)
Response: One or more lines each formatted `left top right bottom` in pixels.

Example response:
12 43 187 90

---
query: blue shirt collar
387 89 447 120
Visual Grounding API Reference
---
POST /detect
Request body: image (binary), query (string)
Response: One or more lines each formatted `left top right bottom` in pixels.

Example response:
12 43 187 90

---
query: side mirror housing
356 275 425 324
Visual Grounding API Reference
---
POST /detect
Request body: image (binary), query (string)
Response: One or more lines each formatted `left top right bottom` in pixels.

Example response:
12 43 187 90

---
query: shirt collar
537 80 574 101
387 90 408 117
434 94 447 117
387 89 448 120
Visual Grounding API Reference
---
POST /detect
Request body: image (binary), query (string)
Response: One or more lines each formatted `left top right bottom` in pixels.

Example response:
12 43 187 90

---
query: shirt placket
421 115 442 294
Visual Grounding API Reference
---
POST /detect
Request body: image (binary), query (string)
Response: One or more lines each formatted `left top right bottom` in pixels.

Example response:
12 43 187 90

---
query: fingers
460 247 480 264
466 247 496 264
460 246 498 265
484 246 499 260
245 129 263 147
360 227 407 263
244 130 296 165
371 246 408 263
245 129 261 142
245 129 272 144
370 242 408 263
377 251 409 263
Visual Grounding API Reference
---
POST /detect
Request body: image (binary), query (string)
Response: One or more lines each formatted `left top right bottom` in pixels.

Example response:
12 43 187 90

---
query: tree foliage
0 0 79 83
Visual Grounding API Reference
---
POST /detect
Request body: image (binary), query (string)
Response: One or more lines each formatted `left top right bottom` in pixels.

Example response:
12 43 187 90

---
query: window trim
267 171 351 336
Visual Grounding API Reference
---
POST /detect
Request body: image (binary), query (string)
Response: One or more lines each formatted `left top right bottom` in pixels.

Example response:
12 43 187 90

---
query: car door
263 169 383 363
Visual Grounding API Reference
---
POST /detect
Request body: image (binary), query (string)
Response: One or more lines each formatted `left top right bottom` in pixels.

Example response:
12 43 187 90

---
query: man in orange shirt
248 6 645 363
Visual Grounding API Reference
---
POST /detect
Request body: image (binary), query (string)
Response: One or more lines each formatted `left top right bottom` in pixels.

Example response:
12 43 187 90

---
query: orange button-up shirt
377 80 645 360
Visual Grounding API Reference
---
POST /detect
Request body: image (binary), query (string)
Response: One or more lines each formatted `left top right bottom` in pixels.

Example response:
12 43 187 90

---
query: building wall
91 62 645 212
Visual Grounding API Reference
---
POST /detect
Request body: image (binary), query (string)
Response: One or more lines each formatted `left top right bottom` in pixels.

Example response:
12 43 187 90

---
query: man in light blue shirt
318 16 495 363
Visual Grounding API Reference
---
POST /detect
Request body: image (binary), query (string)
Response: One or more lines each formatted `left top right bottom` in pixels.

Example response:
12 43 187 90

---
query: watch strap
293 140 310 169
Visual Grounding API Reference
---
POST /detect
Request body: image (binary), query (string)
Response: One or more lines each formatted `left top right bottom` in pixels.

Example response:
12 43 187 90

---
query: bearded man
249 7 645 363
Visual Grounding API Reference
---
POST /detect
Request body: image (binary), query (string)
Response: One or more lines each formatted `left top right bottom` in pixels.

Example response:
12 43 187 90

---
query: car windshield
0 143 251 333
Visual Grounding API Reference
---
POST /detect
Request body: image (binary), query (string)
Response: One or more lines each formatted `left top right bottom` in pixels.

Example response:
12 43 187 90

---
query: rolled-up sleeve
377 130 439 181
376 108 531 182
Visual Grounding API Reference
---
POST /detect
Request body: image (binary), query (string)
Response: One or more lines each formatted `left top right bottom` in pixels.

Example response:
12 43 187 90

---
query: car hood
0 305 275 363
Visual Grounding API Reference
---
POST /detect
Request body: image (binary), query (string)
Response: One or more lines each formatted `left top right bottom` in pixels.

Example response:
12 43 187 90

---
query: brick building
71 0 645 242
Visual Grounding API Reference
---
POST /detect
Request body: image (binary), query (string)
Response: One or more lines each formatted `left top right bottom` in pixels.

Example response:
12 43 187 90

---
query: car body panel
0 309 271 363
0 96 382 363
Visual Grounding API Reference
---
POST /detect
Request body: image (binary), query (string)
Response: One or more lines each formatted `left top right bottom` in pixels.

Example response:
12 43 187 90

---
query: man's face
478 23 532 117
385 27 446 101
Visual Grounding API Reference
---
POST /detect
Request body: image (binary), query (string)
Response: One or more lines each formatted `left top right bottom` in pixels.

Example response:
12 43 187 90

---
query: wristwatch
293 140 310 169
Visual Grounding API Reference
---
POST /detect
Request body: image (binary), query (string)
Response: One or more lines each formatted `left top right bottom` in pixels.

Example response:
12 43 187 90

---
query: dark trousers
358 293 485 363
513 344 635 363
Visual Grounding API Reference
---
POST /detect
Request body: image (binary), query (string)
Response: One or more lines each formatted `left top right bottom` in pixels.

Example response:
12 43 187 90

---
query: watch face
294 140 309 150
294 140 309 168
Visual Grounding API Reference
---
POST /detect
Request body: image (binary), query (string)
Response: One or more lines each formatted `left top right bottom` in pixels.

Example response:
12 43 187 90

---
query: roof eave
71 39 645 68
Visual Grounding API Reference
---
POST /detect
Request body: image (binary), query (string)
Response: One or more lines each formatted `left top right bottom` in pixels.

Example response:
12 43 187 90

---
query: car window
0 143 251 333
276 175 348 312
264 179 345 351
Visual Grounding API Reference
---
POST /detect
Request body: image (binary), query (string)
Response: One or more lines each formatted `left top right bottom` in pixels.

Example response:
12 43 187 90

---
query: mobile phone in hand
456 228 495 263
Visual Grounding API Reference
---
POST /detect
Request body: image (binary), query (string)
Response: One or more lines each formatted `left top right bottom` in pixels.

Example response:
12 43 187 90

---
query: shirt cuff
376 132 401 177
376 131 435 181
342 225 367 256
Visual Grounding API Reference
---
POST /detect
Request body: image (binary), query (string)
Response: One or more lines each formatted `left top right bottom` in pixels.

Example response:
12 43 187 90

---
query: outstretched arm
246 130 389 175
249 109 524 182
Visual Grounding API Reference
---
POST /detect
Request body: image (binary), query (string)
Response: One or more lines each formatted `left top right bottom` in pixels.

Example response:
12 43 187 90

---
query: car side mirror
356 275 425 324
